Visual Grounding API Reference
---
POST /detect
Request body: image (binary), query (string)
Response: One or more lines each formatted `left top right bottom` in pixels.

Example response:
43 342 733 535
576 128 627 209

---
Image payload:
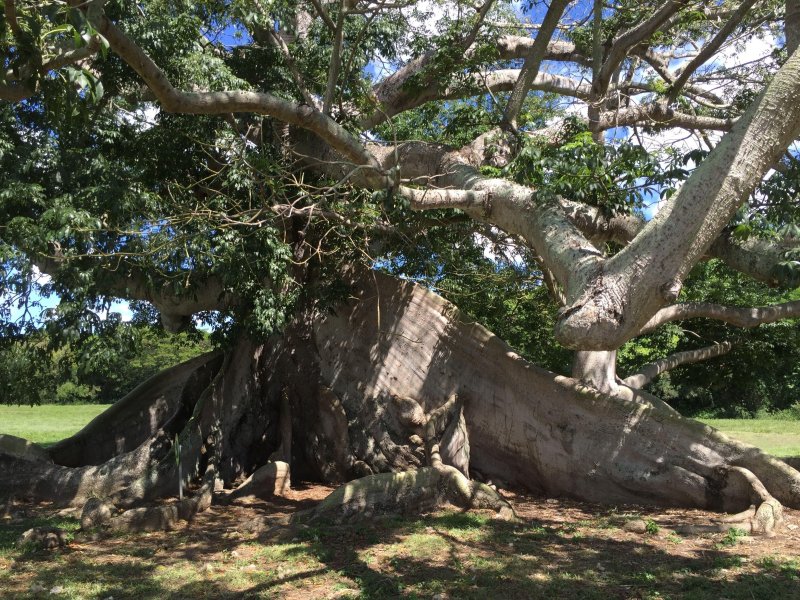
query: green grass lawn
699 419 800 458
0 404 798 457
0 403 111 446
2 501 798 599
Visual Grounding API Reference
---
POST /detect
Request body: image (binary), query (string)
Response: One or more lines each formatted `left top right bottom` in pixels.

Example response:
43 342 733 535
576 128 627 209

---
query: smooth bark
4 273 799 516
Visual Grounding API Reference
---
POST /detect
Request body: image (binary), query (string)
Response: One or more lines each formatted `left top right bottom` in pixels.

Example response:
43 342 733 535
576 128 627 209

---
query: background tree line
3 254 799 418
0 317 210 405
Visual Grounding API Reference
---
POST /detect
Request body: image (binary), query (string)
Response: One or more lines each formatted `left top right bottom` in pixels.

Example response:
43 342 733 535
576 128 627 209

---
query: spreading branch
260 7 318 108
667 0 758 101
308 0 338 32
503 0 570 129
596 1 689 95
0 37 101 102
70 1 386 184
322 0 347 115
555 45 800 349
596 102 735 132
709 232 800 288
622 341 734 389
33 255 235 332
640 299 800 334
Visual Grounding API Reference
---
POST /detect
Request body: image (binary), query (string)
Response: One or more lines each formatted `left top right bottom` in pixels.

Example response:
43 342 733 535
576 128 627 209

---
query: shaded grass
699 419 800 457
0 404 111 446
5 506 796 600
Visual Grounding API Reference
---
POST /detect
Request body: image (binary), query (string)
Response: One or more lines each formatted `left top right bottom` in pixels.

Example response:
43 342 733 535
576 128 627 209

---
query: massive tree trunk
2 272 798 523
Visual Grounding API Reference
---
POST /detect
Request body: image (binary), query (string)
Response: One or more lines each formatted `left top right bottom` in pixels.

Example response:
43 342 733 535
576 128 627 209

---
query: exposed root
17 527 69 550
82 464 217 533
5 273 800 527
297 463 515 523
675 466 785 537
0 431 174 508
228 461 291 501
0 434 52 463
298 394 516 523
48 351 222 467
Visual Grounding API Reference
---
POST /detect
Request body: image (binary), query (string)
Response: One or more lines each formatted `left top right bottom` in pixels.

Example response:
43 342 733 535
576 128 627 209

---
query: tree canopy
2 0 800 405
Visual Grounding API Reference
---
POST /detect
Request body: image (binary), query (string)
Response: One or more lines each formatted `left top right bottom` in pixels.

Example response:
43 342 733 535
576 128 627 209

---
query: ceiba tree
2 0 800 528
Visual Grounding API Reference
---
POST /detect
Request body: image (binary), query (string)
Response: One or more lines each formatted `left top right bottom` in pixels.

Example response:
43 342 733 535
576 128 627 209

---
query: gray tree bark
4 272 799 519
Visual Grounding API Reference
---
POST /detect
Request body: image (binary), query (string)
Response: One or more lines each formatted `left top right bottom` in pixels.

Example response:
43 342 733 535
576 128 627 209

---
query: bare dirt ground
2 485 799 599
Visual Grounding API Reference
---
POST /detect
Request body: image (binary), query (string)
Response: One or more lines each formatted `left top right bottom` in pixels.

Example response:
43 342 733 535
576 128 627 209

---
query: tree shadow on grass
269 509 800 600
3 506 799 599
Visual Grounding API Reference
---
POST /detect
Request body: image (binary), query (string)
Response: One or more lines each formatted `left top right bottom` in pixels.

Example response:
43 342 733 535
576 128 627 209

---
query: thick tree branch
72 1 385 184
622 342 734 389
0 82 32 102
33 255 234 332
3 0 22 40
398 186 490 213
668 0 758 101
557 199 644 246
0 37 101 102
503 0 570 129
788 0 800 54
362 36 590 130
308 0 338 32
631 47 727 106
308 118 795 307
640 300 800 334
497 36 591 66
555 202 799 288
396 153 603 291
369 72 734 135
596 101 735 132
261 12 318 108
709 231 800 287
359 1 495 129
596 1 689 95
555 44 800 350
323 0 346 115
476 69 592 99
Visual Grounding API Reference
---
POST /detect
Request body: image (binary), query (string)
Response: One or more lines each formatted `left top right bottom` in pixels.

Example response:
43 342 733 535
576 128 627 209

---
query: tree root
81 464 217 533
5 275 800 527
675 466 785 537
296 464 515 523
0 431 174 508
227 461 291 501
298 394 516 523
0 434 52 463
48 351 222 468
17 527 69 550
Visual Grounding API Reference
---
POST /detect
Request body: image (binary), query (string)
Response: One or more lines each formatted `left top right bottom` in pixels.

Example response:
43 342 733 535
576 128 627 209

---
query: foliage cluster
504 119 684 216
